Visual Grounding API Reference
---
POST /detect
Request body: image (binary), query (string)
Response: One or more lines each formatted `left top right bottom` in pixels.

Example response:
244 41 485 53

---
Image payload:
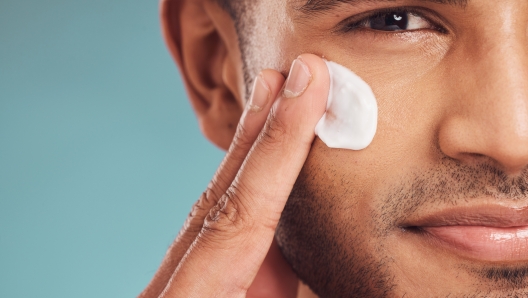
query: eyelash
341 7 447 34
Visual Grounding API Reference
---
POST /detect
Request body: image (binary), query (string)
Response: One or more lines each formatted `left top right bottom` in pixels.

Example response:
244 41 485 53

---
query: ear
161 0 245 151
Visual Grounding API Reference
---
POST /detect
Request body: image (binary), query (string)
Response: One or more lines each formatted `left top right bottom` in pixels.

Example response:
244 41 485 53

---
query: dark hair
215 0 239 19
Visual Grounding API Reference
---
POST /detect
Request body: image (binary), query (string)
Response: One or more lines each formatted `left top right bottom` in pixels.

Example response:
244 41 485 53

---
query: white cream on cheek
315 61 378 150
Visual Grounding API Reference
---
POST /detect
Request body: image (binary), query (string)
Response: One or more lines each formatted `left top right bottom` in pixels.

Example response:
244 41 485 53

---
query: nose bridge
473 30 528 141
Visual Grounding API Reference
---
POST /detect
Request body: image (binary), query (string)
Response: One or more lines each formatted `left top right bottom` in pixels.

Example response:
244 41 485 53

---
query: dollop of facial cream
315 61 378 150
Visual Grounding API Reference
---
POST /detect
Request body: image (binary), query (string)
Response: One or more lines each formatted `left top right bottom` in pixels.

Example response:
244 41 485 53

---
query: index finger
163 54 330 297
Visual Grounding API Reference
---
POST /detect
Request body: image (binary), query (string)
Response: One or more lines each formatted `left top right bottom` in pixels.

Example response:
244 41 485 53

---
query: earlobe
161 0 245 150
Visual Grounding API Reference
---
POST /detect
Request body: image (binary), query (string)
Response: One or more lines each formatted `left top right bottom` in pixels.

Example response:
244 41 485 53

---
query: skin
139 0 528 297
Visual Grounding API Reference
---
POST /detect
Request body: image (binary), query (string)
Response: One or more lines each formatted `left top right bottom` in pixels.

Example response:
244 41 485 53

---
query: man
139 0 528 297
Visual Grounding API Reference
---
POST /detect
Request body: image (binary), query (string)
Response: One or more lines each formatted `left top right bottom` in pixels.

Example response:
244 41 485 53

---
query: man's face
234 0 528 296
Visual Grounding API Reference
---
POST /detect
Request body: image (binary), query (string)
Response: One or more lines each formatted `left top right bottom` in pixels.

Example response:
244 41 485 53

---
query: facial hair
276 154 528 298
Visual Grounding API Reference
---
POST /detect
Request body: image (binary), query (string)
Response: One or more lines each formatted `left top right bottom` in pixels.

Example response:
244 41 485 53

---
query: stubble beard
276 153 528 298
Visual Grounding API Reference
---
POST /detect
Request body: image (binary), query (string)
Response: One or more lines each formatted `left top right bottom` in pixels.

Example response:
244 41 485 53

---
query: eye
348 9 437 32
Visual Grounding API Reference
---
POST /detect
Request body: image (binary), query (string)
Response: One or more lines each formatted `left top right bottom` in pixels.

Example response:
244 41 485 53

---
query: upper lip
400 204 528 228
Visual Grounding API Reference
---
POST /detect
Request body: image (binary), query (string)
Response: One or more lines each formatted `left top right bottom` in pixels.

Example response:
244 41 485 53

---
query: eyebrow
300 0 468 14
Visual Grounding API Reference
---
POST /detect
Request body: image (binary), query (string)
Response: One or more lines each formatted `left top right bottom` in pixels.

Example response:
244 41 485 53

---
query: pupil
370 12 408 31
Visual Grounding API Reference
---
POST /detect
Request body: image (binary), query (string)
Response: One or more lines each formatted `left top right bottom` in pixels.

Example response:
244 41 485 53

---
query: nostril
453 152 490 166
465 153 486 161
454 150 528 175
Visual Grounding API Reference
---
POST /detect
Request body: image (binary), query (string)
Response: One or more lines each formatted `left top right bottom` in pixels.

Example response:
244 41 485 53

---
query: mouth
401 205 528 262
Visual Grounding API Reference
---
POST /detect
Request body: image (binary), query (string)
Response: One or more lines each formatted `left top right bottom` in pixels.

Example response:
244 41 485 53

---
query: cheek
278 33 452 162
264 20 453 200
301 140 378 226
302 63 449 225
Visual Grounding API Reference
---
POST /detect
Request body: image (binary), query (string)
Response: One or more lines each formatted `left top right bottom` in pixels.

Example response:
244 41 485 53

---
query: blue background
0 1 224 297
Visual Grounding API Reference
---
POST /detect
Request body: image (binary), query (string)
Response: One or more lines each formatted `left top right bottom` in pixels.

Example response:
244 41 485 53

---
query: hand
139 54 329 298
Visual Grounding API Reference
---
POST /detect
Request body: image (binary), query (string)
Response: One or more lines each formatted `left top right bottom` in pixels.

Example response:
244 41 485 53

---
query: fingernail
283 58 312 98
248 74 271 112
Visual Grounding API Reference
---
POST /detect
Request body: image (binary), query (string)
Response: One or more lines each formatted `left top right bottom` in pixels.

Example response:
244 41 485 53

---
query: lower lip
422 226 528 262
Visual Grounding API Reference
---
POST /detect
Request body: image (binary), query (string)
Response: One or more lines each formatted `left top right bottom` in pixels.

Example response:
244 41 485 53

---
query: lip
402 205 528 262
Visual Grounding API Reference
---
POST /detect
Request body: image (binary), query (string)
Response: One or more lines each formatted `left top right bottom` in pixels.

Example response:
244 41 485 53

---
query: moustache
378 156 528 230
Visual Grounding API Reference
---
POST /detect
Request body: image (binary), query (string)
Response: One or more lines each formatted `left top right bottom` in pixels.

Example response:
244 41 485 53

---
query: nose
439 31 528 175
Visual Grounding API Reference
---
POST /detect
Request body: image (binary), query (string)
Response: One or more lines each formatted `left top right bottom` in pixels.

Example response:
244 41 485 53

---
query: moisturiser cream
315 61 378 150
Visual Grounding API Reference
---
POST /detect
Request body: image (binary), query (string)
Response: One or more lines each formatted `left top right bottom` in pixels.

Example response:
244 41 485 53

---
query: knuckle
201 187 253 242
227 136 254 164
232 123 255 150
191 189 215 216
259 113 289 149
183 187 222 231
203 182 224 204
181 191 214 234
